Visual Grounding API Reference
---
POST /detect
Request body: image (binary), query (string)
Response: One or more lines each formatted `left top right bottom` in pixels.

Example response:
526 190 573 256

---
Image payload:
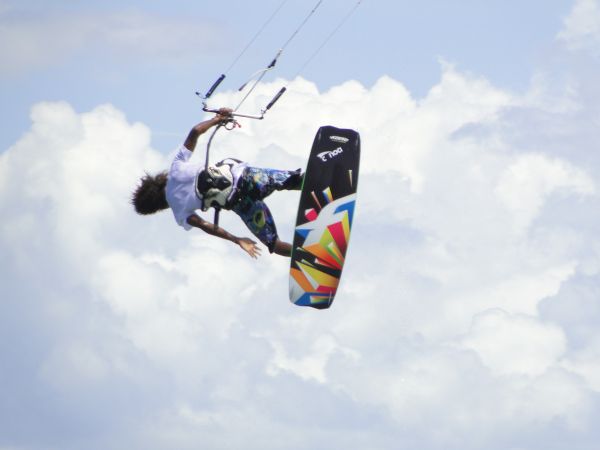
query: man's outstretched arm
183 107 232 152
186 214 262 259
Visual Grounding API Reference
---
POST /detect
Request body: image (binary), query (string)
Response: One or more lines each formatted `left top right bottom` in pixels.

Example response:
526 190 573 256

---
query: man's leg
232 198 290 257
240 167 304 199
280 168 303 191
272 239 292 257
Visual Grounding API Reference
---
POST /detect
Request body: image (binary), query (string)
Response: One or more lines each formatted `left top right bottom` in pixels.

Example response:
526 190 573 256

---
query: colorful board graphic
289 126 360 309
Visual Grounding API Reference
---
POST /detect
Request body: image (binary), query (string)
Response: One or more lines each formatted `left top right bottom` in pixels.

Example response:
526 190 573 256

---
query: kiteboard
289 126 360 309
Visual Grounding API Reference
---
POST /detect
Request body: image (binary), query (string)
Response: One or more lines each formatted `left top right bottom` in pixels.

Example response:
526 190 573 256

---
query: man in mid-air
132 108 303 258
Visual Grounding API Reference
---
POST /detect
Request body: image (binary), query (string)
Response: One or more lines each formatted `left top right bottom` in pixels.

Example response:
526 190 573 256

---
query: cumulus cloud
558 0 600 53
2 60 600 450
495 153 595 232
461 309 567 377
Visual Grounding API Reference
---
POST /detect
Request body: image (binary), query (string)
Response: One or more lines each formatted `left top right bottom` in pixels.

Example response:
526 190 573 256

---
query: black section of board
293 126 360 230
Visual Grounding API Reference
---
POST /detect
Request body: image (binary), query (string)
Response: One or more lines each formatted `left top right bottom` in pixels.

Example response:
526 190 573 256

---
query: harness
195 158 246 211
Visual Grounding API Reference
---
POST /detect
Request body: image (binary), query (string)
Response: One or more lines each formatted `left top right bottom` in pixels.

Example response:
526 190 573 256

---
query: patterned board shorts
230 166 302 253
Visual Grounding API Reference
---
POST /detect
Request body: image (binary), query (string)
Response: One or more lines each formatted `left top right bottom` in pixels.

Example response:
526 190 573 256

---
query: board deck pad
289 125 360 309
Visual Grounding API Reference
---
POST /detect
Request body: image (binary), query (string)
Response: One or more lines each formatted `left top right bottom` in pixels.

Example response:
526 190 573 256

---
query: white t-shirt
165 145 203 231
165 146 248 231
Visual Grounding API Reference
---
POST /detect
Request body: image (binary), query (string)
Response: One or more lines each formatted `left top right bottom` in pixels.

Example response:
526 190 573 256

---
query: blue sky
2 1 600 450
1 0 574 152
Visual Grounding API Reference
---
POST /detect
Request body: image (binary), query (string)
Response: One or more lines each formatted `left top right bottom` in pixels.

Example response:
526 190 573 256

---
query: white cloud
266 334 360 383
558 0 600 53
461 309 567 377
495 153 595 232
2 60 600 449
563 337 600 391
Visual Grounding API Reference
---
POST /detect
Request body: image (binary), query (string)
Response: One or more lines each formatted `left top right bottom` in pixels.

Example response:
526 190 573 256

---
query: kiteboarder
131 108 303 258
